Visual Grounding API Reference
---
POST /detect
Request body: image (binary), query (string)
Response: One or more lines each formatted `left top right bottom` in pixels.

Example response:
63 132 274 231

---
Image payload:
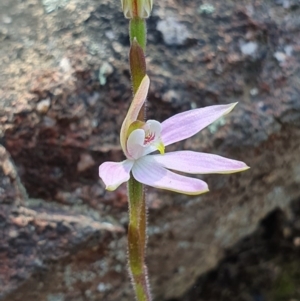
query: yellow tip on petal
217 165 250 174
106 185 117 191
224 102 238 115
174 187 210 196
242 165 251 171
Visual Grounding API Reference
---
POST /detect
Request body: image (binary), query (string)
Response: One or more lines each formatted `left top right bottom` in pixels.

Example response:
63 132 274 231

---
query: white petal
132 156 209 195
161 103 237 146
143 120 162 144
99 160 134 191
143 119 165 156
127 129 145 159
151 151 250 174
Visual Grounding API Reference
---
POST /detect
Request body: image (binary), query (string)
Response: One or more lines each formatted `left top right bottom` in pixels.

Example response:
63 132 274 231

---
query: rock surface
0 145 124 301
0 0 300 300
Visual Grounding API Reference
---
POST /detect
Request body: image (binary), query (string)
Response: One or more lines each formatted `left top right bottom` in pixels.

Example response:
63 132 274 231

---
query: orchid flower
99 75 249 195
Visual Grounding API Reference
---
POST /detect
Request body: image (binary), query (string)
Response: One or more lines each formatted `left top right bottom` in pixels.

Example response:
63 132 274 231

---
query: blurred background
1 0 300 300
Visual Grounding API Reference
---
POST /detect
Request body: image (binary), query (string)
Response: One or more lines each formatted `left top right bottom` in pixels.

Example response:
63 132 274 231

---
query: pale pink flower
99 75 249 195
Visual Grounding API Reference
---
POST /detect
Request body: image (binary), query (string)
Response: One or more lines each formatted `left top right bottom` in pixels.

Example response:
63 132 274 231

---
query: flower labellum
99 75 249 195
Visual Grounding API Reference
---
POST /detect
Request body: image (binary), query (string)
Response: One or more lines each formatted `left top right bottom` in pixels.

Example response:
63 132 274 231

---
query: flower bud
121 0 153 19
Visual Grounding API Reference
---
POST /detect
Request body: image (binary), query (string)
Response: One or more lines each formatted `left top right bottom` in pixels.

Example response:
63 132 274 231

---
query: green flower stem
127 15 151 301
128 177 151 301
129 18 146 51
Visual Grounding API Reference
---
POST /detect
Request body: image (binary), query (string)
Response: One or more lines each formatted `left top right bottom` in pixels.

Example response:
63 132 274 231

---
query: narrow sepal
99 160 134 191
132 156 209 195
151 151 250 174
161 103 238 146
120 75 150 156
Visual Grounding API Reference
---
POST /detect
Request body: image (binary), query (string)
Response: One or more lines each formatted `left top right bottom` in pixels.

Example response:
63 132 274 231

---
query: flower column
121 0 153 300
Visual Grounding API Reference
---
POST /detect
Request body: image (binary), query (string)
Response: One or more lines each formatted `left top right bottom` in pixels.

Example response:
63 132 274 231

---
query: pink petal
120 75 150 155
132 156 209 195
99 160 134 191
151 151 250 174
161 103 237 146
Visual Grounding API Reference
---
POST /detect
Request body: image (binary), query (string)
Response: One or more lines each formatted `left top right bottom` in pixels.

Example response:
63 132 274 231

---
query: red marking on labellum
144 132 155 144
